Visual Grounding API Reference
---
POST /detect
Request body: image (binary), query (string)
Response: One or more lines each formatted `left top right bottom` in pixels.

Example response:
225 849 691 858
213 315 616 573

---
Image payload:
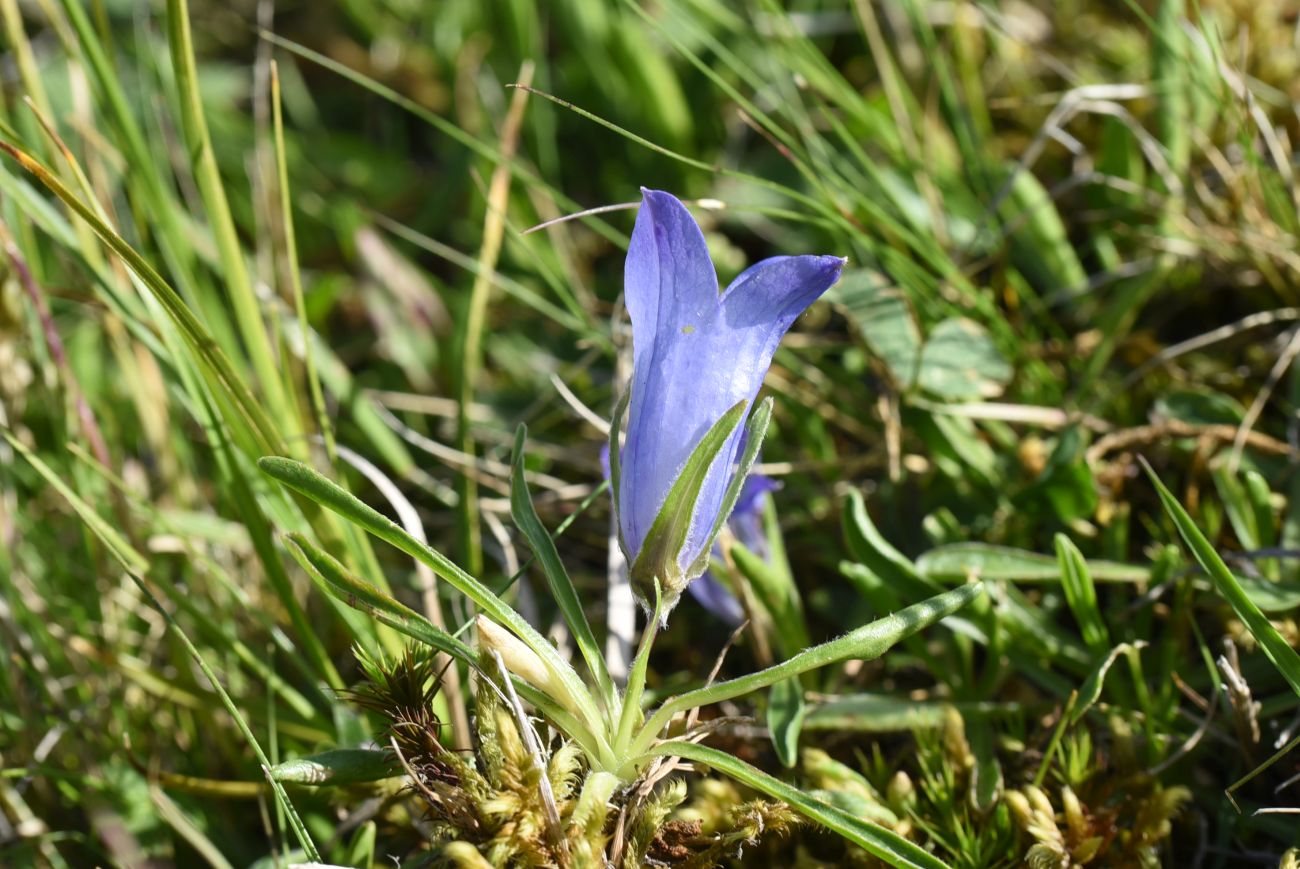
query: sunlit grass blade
257 456 606 740
166 0 296 439
0 142 282 456
1143 458 1300 697
6 430 320 861
258 29 624 247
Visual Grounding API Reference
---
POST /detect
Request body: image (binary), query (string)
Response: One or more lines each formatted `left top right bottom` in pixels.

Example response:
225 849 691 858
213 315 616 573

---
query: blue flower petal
618 189 843 596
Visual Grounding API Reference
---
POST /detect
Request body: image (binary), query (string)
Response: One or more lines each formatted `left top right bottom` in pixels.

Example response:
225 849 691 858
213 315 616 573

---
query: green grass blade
6 431 320 861
166 0 296 441
0 143 283 456
1143 458 1300 697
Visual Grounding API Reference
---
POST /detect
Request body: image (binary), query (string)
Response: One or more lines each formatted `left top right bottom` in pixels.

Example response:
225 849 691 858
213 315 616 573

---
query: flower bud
475 616 582 720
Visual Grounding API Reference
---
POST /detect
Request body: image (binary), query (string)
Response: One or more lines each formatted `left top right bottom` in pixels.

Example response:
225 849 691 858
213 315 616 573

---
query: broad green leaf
767 677 806 768
1145 459 1300 697
1155 388 1244 426
832 269 921 388
917 318 1012 401
646 741 950 869
918 543 1148 583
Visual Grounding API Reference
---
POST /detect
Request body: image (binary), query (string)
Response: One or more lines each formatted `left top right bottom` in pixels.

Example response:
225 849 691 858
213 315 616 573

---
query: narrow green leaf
1213 464 1260 550
282 533 473 665
1144 458 1300 697
966 720 1002 813
646 741 950 869
688 396 773 579
802 694 1020 732
1055 534 1110 653
918 543 1148 583
634 584 983 753
270 749 400 786
257 457 606 740
510 425 615 711
733 541 810 657
844 490 939 598
1069 642 1147 726
767 677 806 768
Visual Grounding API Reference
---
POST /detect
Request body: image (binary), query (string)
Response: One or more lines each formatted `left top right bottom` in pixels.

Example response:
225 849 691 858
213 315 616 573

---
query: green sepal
629 399 747 612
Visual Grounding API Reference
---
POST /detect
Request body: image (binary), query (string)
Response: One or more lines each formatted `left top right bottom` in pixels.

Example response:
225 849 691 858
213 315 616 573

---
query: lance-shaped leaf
630 583 983 757
646 741 951 869
510 425 616 711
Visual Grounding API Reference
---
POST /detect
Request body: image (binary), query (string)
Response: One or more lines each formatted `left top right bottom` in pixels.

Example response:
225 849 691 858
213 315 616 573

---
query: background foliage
3 0 1300 865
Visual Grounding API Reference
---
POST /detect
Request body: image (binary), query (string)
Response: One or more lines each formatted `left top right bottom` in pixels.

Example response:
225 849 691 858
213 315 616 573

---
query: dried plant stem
1087 420 1297 465
1 223 111 470
492 650 569 867
457 61 534 577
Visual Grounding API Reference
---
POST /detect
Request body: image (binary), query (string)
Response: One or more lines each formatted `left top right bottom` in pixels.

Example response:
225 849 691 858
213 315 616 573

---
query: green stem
613 586 663 758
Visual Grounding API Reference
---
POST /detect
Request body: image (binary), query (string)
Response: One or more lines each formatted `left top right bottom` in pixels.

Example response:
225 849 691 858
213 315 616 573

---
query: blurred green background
4 0 1300 865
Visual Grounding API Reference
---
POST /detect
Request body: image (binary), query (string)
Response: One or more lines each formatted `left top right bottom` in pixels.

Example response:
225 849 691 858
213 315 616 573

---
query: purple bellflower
614 189 843 614
688 473 779 625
